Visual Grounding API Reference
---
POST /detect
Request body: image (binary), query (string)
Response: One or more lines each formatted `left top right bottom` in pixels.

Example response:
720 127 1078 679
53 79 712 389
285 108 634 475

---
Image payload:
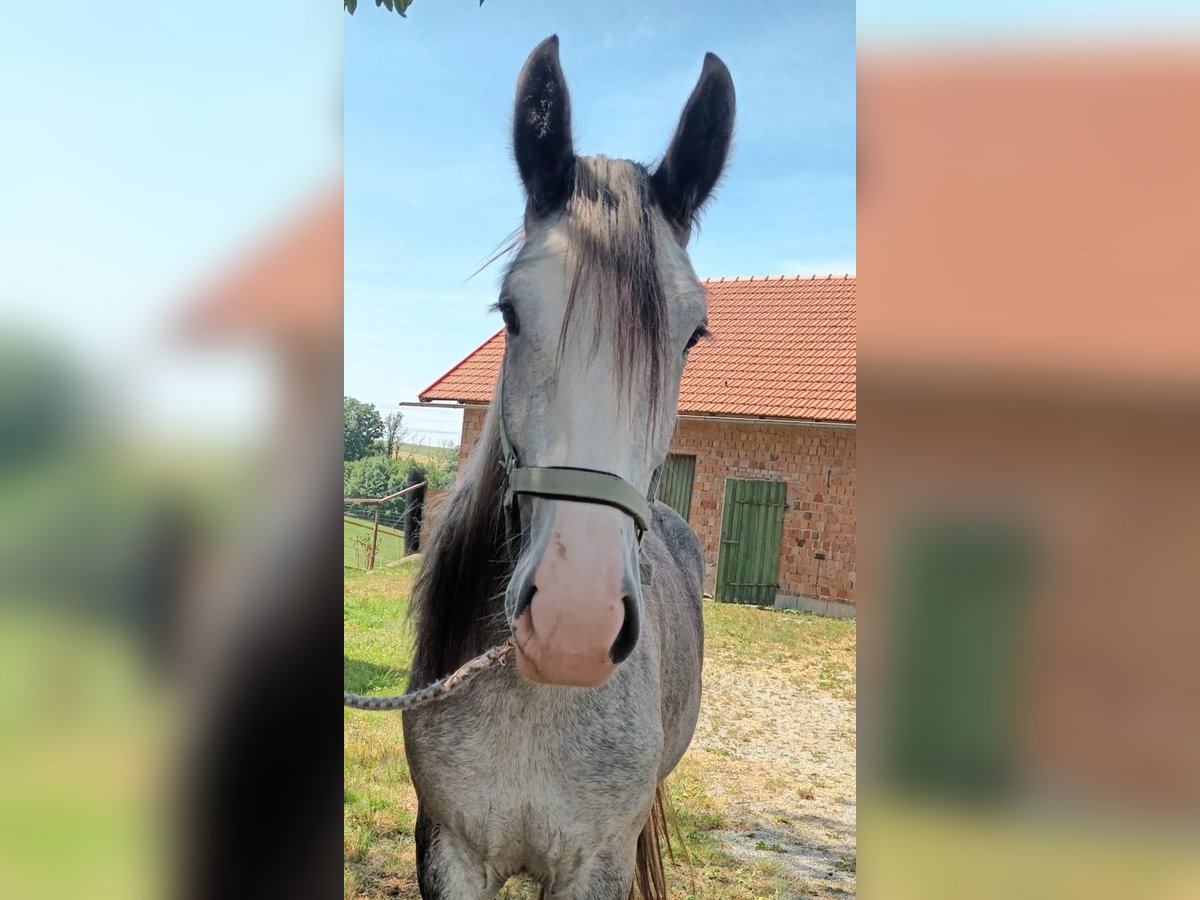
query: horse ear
513 35 575 218
652 53 735 240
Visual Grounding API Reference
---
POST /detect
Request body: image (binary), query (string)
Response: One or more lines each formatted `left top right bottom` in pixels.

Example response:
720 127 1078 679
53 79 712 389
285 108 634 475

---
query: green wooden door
883 518 1034 797
715 478 788 605
655 454 696 521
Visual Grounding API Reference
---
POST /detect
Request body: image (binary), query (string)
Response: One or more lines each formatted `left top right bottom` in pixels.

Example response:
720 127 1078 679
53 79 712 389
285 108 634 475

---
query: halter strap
496 378 658 540
509 467 652 535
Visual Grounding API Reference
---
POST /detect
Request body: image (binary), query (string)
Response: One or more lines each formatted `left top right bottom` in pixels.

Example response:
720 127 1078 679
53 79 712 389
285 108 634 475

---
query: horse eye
498 301 520 335
684 325 709 352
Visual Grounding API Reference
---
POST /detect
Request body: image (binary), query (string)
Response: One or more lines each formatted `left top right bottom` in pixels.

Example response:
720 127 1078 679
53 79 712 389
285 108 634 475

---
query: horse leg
542 840 638 900
414 806 500 900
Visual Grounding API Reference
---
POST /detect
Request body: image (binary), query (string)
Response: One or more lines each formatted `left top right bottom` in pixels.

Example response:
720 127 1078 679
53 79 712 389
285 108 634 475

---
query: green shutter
655 454 696 522
715 478 787 604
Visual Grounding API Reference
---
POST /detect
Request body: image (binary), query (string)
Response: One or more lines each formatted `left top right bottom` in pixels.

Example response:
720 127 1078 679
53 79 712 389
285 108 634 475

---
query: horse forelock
506 155 673 421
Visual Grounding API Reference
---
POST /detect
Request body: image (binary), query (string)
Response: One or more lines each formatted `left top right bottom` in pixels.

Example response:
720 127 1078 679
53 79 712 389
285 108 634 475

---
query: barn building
418 275 857 617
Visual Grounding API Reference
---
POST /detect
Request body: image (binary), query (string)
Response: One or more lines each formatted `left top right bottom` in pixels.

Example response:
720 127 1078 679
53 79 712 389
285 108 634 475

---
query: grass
344 561 855 899
392 442 455 467
344 517 408 570
703 602 857 702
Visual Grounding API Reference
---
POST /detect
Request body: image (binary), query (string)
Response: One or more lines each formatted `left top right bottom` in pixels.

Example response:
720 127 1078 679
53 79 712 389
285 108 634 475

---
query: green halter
496 380 660 541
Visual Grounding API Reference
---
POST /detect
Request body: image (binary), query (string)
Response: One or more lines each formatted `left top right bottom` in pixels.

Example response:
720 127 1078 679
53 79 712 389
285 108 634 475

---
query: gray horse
403 36 734 900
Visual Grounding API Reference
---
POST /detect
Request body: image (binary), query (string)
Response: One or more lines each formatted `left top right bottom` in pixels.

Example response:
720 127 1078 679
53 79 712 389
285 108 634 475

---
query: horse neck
409 409 511 685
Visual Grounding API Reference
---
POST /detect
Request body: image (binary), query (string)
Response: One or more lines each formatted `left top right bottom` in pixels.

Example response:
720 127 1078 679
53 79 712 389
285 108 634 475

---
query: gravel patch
694 657 857 898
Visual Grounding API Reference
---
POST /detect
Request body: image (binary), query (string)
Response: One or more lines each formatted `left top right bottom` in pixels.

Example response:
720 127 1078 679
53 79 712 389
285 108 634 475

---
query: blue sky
0 1 340 442
857 1 1200 41
345 0 856 442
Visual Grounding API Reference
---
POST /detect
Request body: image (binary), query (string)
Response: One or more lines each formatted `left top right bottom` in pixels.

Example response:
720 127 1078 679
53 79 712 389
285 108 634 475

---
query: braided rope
343 637 518 712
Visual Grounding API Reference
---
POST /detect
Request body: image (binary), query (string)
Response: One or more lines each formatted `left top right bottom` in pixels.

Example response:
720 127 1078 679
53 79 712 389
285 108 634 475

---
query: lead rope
343 637 518 712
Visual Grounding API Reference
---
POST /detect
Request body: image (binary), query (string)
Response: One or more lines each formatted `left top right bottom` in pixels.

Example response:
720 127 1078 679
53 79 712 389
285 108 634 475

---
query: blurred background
858 5 1200 899
0 2 341 898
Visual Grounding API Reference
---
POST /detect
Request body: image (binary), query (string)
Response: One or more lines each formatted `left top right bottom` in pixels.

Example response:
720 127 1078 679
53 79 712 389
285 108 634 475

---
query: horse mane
408 399 510 687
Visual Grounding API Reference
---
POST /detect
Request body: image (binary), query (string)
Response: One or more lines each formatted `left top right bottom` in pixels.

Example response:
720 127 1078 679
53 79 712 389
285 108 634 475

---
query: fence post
367 504 381 571
404 467 426 555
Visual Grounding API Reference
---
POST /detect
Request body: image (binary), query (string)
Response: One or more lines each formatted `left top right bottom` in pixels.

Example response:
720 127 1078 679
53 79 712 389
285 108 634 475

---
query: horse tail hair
631 783 691 900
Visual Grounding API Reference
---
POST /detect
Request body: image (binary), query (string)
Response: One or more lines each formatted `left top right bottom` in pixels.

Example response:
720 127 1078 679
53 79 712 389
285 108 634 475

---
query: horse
402 35 735 900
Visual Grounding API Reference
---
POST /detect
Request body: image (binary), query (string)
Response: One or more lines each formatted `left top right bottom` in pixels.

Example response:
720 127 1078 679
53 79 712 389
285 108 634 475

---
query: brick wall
459 405 487 467
455 406 856 608
670 419 856 606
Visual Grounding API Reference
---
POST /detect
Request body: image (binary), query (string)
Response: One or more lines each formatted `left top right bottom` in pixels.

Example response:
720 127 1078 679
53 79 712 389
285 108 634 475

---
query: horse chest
404 666 664 870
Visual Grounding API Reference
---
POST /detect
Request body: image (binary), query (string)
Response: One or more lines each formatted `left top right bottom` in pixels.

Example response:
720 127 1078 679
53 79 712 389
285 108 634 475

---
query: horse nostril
514 576 537 621
608 594 640 664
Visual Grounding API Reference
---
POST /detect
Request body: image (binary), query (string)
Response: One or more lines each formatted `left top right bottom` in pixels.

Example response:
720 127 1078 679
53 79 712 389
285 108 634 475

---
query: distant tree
344 455 394 503
344 397 384 462
384 411 406 459
344 455 422 525
344 0 485 17
423 440 460 489
344 455 402 522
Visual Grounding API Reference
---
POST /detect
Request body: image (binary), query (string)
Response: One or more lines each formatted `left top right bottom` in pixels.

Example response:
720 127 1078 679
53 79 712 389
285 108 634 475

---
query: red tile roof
420 275 856 423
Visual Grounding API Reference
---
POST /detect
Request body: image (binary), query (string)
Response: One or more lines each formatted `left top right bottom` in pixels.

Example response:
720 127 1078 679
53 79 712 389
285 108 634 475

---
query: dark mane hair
408 403 510 686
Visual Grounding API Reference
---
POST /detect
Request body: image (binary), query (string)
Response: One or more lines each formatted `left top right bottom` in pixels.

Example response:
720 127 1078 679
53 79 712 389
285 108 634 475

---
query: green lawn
344 561 856 899
344 517 407 570
392 442 454 467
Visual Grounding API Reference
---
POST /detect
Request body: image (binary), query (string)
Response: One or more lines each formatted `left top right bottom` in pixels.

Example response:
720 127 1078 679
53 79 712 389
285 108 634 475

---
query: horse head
498 36 735 687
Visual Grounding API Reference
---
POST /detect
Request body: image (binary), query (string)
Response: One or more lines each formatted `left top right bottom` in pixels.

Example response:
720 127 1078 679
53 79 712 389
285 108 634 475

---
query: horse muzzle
510 500 642 687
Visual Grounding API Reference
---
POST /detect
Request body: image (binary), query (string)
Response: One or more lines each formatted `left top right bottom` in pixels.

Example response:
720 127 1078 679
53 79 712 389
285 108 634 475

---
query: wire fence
343 481 425 570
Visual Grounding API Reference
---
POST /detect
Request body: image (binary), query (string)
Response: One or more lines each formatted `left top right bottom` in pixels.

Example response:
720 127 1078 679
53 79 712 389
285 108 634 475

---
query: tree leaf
344 0 357 13
396 0 414 16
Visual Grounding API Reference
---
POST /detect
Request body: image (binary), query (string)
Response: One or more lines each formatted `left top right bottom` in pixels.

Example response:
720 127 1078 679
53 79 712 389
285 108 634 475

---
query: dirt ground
689 652 857 897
